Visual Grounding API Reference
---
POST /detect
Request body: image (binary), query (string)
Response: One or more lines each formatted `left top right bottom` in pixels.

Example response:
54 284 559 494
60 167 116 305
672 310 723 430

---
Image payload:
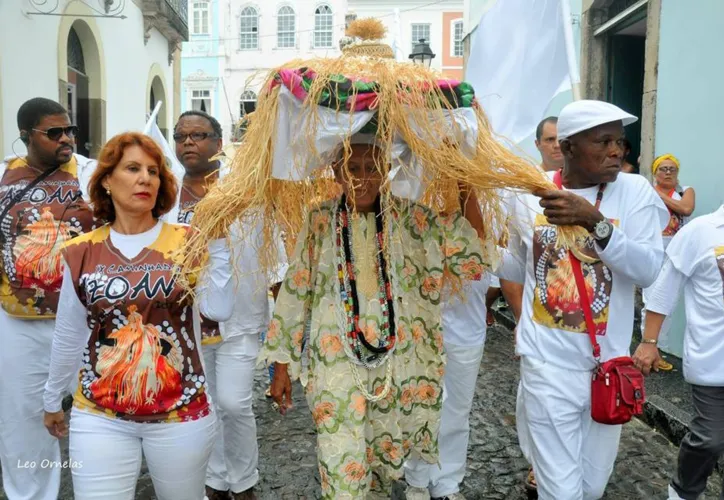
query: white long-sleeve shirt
646 205 724 386
43 221 233 413
164 162 289 339
498 172 668 370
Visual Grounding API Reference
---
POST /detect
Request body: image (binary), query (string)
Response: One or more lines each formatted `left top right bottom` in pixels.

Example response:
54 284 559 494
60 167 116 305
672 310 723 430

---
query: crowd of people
0 64 720 500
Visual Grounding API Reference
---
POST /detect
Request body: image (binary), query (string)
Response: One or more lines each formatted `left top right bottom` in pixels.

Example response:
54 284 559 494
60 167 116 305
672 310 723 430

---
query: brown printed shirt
63 223 211 423
0 157 96 318
177 184 221 345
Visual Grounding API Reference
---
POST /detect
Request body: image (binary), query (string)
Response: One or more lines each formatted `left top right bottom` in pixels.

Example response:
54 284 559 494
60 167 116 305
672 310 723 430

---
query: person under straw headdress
176 19 585 500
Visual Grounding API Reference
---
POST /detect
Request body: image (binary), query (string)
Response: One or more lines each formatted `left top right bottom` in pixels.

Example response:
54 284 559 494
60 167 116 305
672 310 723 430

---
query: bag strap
552 170 605 361
0 161 61 228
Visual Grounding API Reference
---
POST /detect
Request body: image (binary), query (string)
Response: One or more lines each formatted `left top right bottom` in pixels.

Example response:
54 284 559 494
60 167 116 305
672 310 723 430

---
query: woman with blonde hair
641 153 695 371
42 132 234 499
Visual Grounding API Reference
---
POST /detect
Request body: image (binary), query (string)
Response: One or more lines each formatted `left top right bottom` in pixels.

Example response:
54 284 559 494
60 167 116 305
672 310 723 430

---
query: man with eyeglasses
166 111 286 500
0 97 97 500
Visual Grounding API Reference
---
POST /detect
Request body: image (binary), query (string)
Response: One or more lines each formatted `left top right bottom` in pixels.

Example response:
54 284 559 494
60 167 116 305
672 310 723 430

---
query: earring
106 188 111 196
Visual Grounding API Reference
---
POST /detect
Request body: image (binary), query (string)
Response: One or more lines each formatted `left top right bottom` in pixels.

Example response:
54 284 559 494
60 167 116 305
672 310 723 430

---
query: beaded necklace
335 195 396 368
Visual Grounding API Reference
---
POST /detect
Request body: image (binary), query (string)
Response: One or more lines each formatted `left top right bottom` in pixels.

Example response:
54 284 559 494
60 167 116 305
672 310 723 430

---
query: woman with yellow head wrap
641 153 696 371
651 153 695 239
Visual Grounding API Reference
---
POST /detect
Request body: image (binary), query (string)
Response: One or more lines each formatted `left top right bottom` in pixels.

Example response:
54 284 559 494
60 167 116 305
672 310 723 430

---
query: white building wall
348 0 464 73
217 0 348 141
0 0 176 156
103 7 175 138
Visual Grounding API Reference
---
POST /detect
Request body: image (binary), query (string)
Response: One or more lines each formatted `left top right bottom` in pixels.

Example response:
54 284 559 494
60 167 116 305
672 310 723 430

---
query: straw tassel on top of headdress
175 18 585 287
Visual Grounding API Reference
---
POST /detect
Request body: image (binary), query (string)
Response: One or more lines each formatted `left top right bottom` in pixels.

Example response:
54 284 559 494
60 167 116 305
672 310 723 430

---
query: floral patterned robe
263 197 485 498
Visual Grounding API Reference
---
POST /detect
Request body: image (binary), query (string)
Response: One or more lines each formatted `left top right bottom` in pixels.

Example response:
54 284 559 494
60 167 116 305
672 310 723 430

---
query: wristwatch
591 219 613 241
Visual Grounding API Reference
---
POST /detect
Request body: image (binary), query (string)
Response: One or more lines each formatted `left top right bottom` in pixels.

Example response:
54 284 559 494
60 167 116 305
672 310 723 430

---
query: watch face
595 221 611 239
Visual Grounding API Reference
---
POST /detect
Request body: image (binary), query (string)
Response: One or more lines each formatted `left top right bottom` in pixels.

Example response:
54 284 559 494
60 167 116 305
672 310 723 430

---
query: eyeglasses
658 166 678 174
172 132 218 144
32 126 78 141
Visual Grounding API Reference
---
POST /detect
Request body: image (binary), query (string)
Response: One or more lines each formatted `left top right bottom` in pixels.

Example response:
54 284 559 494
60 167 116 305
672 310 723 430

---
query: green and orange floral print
263 197 485 498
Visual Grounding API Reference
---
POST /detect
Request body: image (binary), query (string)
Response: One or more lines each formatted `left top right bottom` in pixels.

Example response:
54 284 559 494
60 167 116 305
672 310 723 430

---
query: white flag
466 0 571 143
143 102 185 183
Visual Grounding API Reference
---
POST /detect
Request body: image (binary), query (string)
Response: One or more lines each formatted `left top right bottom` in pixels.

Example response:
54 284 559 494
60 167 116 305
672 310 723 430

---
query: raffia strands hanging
172 55 586 294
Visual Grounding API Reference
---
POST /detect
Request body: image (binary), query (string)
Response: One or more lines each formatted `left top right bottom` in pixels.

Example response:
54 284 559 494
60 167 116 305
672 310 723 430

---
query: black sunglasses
172 132 218 144
32 126 79 141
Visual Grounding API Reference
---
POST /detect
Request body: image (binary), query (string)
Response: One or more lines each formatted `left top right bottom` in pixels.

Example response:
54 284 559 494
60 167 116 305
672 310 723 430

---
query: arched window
240 6 259 50
67 27 86 74
277 6 296 49
240 90 257 116
314 5 333 49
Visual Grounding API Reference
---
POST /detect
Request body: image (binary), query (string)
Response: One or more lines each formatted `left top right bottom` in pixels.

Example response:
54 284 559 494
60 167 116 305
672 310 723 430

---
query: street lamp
409 38 436 68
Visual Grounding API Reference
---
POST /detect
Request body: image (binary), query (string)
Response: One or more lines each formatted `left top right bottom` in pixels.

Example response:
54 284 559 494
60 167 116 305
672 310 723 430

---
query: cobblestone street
2 324 721 499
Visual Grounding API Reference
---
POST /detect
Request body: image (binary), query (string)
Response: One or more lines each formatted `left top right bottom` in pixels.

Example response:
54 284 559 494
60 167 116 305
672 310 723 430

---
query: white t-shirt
646 205 724 386
498 172 668 371
442 274 491 347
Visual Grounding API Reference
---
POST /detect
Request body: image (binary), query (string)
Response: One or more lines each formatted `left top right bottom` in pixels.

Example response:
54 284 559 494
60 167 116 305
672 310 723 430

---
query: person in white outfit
639 153 695 370
0 97 97 500
167 111 287 500
42 131 234 499
404 276 491 500
633 205 724 500
498 100 668 500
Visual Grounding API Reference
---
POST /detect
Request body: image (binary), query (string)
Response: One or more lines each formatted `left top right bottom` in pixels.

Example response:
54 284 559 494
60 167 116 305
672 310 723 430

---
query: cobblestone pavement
2 324 721 499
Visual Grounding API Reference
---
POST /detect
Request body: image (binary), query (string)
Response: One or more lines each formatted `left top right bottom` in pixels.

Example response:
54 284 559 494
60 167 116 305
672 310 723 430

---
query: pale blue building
180 0 223 126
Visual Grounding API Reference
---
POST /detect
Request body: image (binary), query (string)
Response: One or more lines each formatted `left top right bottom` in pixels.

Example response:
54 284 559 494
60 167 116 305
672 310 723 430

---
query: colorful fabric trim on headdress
270 68 476 113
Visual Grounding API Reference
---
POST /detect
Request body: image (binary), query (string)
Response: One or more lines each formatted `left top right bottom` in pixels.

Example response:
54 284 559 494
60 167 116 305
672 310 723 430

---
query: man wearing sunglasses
165 111 286 500
0 97 97 500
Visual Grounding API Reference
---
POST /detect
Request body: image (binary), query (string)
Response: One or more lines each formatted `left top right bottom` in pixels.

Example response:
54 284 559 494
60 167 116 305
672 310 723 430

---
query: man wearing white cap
498 100 668 499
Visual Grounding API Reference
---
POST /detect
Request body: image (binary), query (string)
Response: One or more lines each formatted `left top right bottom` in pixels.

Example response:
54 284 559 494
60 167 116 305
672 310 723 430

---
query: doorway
67 26 91 157
606 16 647 172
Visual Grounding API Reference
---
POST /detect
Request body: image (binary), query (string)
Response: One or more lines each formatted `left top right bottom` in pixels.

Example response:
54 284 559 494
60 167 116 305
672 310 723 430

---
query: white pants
641 286 673 352
516 380 532 463
203 334 259 493
404 342 485 497
69 408 217 500
0 312 62 500
518 356 622 500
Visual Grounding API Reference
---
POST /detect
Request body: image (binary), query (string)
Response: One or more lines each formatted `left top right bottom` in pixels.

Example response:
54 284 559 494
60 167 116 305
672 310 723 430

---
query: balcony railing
164 0 188 28
140 0 189 42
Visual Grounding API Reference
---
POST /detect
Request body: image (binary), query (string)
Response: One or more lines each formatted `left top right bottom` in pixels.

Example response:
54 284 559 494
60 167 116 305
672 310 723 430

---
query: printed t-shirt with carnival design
62 222 210 423
501 172 667 371
0 157 95 318
176 184 220 345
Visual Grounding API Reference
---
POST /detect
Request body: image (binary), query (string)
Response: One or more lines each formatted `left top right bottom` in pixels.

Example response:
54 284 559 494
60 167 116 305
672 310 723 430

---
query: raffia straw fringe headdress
174 18 585 291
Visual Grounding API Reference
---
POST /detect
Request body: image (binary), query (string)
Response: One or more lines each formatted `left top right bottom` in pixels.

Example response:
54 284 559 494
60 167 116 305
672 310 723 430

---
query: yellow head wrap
652 154 680 174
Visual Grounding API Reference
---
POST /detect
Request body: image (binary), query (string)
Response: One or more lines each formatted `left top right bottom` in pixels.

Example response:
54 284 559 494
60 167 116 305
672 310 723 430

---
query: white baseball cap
556 100 638 140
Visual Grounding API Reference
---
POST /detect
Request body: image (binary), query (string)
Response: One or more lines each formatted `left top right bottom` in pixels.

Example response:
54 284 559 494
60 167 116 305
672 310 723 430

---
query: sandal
524 468 538 499
657 359 674 371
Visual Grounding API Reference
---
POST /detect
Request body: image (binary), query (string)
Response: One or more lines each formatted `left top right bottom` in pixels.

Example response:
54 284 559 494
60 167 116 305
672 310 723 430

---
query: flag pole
144 101 163 135
560 0 581 100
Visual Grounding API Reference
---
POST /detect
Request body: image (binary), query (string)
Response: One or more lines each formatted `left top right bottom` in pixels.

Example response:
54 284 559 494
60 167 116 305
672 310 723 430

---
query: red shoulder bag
553 171 645 425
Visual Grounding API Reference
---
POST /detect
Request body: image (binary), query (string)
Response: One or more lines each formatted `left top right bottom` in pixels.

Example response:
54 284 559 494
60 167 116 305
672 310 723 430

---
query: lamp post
409 38 436 68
